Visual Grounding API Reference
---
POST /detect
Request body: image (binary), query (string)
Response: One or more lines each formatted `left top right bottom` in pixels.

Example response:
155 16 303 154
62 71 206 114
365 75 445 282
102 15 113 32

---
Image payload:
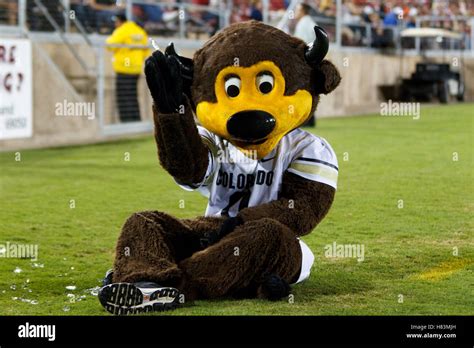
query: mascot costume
99 21 341 315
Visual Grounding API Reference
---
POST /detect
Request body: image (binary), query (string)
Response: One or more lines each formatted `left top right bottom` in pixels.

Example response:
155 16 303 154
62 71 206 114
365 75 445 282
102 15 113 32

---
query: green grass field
0 103 473 315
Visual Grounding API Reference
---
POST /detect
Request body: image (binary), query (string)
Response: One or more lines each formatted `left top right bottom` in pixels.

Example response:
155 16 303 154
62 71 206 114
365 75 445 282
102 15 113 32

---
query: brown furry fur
179 218 301 299
113 211 301 300
238 172 335 236
153 104 208 185
113 21 340 300
113 211 223 286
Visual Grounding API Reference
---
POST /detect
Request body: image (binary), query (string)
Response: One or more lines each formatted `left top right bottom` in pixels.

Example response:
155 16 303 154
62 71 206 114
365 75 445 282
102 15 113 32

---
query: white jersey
179 126 338 218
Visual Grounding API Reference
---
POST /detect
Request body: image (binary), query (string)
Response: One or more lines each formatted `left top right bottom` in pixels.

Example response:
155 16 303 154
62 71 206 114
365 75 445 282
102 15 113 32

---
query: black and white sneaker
102 269 114 287
98 282 180 315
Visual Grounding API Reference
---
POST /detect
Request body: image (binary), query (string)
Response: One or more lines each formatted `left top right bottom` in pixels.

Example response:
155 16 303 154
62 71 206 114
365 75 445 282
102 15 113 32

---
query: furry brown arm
238 172 335 236
153 104 209 185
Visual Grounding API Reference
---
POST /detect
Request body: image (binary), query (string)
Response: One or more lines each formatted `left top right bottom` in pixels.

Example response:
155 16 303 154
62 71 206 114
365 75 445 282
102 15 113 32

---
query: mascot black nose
226 110 276 142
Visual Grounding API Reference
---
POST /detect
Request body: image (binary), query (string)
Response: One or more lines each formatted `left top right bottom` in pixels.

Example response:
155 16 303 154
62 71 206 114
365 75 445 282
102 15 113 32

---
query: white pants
293 239 315 284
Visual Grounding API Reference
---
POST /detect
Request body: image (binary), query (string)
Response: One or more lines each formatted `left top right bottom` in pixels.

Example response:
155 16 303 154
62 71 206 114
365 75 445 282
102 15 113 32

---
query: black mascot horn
304 26 329 65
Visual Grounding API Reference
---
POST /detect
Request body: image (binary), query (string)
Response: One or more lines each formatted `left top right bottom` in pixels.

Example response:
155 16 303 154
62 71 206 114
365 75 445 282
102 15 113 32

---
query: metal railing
415 15 474 51
0 0 231 38
127 0 229 38
2 0 473 138
96 43 153 136
2 0 473 53
33 0 93 73
275 0 473 52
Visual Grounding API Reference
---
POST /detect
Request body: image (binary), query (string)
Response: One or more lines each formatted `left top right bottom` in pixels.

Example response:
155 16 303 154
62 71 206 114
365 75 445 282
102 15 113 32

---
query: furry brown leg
112 211 223 286
178 218 302 300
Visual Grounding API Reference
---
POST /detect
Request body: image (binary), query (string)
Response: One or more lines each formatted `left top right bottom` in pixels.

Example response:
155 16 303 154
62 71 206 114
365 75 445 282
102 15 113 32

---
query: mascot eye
257 73 274 94
224 76 241 98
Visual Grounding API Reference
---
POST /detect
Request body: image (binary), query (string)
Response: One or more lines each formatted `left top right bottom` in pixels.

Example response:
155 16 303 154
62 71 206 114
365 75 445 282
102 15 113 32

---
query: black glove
144 43 193 114
165 43 193 102
200 216 244 249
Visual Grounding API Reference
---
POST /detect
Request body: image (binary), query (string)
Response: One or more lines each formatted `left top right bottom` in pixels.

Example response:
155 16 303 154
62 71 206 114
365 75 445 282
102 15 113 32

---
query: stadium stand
0 0 473 151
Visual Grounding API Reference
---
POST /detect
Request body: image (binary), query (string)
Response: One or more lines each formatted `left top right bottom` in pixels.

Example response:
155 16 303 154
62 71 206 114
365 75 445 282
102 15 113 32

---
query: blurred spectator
319 0 332 13
166 0 220 37
320 0 336 16
3 0 473 51
406 7 418 28
383 5 402 27
0 0 18 25
90 0 122 34
71 0 94 32
230 0 251 23
132 1 168 34
135 2 163 25
294 3 317 43
368 10 384 47
341 0 362 45
199 0 220 36
249 0 263 21
106 14 150 122
270 0 287 11
342 0 362 25
27 0 64 31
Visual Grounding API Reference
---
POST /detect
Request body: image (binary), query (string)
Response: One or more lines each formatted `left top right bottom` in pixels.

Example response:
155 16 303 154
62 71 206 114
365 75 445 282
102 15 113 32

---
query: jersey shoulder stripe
288 162 338 183
285 129 339 189
294 156 339 171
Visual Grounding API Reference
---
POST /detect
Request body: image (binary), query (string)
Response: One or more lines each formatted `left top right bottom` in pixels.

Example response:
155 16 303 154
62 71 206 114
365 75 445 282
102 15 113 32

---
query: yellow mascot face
196 61 313 159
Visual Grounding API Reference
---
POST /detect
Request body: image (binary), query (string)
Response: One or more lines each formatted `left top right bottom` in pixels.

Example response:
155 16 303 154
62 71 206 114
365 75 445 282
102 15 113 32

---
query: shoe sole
99 283 180 315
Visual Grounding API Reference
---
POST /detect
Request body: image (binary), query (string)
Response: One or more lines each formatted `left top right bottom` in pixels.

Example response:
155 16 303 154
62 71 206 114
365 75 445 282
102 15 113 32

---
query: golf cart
398 28 465 104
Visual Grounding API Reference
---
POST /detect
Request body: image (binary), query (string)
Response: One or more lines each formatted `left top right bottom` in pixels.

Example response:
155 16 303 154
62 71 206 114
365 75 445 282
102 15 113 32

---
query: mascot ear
312 60 341 95
304 26 341 95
